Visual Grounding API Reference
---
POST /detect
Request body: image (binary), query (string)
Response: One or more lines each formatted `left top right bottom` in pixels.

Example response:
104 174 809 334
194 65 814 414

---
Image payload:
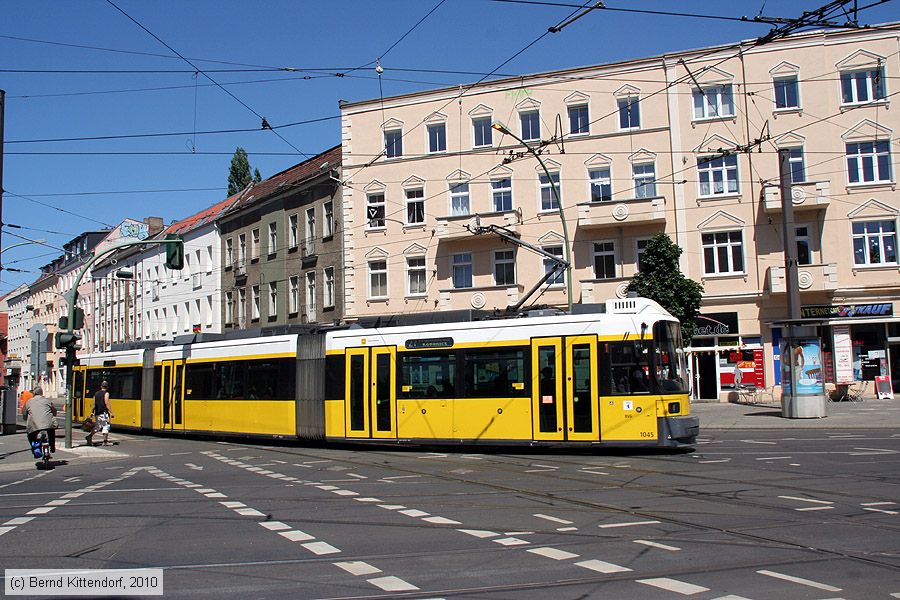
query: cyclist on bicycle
22 387 58 456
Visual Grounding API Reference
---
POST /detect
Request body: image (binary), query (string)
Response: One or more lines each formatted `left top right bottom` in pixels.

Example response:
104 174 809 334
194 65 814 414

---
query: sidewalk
0 427 127 473
692 397 900 430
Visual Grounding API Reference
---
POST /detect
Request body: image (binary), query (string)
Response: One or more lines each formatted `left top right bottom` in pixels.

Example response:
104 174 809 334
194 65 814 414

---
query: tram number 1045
639 431 655 438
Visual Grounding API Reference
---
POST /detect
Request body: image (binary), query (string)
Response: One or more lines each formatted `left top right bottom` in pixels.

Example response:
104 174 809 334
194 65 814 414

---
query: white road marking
170 452 192 456
634 539 680 551
741 440 777 445
579 469 609 475
457 529 498 538
334 561 382 576
779 496 833 505
46 500 70 506
861 501 897 506
796 506 835 511
348 473 367 479
598 520 660 528
367 576 419 592
527 547 579 560
354 498 383 503
710 596 753 600
493 537 529 546
637 577 708 595
699 459 731 464
205 492 227 498
316 485 339 491
380 475 421 480
756 456 792 461
26 507 55 515
399 509 429 517
259 521 291 531
850 447 898 456
534 513 573 525
863 507 898 515
302 541 341 555
0 526 15 536
279 530 316 542
331 489 358 496
418 453 448 458
184 463 203 471
423 516 462 525
63 477 81 483
195 488 215 493
557 526 578 532
576 560 632 574
139 454 163 458
377 504 407 510
235 508 266 517
757 569 841 592
220 501 246 508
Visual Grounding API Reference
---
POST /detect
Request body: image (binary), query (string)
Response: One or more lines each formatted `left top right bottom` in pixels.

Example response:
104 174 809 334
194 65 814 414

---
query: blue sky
2 0 898 295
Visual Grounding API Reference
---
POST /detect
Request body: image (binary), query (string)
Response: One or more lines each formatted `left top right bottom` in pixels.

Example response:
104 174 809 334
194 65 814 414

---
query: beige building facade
340 25 900 400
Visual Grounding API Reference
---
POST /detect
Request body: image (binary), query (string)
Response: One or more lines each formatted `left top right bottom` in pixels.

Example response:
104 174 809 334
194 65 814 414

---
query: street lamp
1 239 47 255
491 121 573 313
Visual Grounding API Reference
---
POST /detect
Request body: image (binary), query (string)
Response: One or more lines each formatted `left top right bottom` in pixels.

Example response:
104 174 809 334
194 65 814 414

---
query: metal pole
1 89 6 278
778 148 800 321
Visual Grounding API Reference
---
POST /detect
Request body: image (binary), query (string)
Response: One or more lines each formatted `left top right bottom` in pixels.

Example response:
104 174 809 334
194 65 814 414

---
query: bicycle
29 430 53 470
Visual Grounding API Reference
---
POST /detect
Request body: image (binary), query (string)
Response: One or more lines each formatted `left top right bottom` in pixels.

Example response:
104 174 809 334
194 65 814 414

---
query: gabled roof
163 194 243 236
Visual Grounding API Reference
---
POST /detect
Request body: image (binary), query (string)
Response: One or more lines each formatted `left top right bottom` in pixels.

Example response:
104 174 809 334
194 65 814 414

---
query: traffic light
55 331 82 349
57 307 85 330
165 234 184 270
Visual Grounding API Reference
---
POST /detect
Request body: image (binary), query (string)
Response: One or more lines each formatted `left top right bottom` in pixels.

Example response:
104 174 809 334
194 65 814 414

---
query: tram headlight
667 401 681 414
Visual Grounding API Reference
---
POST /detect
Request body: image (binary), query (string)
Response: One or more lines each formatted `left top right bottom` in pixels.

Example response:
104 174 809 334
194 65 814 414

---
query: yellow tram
73 297 698 448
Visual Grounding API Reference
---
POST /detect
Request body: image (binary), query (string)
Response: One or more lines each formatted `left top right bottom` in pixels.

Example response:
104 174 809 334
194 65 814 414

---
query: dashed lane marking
741 440 777 445
634 539 681 551
377 504 407 510
637 577 708 595
278 530 315 542
367 575 419 592
259 522 291 531
423 516 462 525
354 497 383 503
493 537 529 546
778 495 833 505
598 520 660 528
457 529 499 538
796 506 835 512
556 526 578 532
302 541 341 555
755 456 792 461
534 514 573 525
527 547 580 560
757 569 841 592
576 560 632 574
334 561 382 576
398 509 429 517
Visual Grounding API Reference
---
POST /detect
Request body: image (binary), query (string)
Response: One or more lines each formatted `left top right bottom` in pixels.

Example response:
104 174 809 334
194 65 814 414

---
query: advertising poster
833 325 854 384
795 338 824 395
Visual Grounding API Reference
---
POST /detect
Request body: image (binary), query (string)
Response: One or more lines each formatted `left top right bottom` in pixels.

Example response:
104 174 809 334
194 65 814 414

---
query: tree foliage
625 233 704 344
227 147 262 195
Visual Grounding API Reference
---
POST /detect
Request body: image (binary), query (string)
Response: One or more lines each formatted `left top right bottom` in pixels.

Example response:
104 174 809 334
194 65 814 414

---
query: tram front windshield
654 321 689 394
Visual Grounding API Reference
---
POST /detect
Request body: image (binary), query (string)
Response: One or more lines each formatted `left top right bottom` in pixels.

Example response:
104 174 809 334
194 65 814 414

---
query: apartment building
219 145 344 329
340 25 900 400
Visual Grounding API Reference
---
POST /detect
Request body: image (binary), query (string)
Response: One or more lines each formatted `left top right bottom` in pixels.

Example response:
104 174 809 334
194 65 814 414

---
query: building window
774 76 799 109
852 220 897 266
568 104 589 135
698 155 739 196
636 238 650 272
428 123 446 153
846 140 892 184
289 276 299 314
206 245 213 274
617 96 640 129
406 188 425 224
225 238 234 265
225 291 234 324
367 193 386 228
369 260 388 299
268 222 277 255
268 282 277 318
452 253 473 289
491 178 512 212
252 285 260 320
540 172 561 211
238 288 246 324
785 147 806 183
841 67 885 104
520 110 540 141
306 272 316 321
633 163 656 198
473 117 492 147
543 246 564 285
702 231 744 275
589 168 612 202
251 228 260 260
493 249 516 286
385 128 402 158
692 85 734 120
324 267 335 308
796 226 812 266
238 233 246 264
407 256 427 296
450 182 470 216
305 207 316 254
323 201 334 238
289 214 299 249
593 241 616 279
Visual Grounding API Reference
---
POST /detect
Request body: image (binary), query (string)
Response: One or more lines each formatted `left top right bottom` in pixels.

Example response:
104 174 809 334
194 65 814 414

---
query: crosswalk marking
757 569 841 592
637 577 708 595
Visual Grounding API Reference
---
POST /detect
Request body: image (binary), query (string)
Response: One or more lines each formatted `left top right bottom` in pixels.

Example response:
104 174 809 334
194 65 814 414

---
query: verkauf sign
695 312 739 336
800 303 893 319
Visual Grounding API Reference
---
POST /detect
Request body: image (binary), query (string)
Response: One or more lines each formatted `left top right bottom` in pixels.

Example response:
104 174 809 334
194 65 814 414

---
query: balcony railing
762 180 830 213
577 196 666 228
435 211 520 241
766 263 838 294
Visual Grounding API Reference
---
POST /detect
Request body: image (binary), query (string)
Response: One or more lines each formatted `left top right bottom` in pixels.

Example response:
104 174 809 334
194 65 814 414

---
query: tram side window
153 366 162 400
185 363 215 399
324 355 346 400
213 361 247 399
247 358 296 400
599 341 651 395
400 352 456 399
462 348 528 398
116 368 143 399
654 321 688 393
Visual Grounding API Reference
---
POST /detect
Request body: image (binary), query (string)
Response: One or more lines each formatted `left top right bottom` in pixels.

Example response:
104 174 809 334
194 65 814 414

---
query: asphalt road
0 429 898 599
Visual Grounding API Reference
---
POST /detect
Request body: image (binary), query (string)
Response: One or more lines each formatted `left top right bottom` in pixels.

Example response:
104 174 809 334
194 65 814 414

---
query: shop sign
800 303 893 319
695 312 739 336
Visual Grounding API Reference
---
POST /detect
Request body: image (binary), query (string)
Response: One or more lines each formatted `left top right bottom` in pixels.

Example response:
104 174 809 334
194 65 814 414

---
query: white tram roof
78 348 145 367
327 298 674 351
154 334 298 362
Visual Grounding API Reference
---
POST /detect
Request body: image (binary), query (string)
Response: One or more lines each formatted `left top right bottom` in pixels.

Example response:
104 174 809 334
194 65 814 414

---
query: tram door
565 336 598 441
160 359 185 431
72 368 85 421
532 338 564 440
345 347 397 439
532 337 598 441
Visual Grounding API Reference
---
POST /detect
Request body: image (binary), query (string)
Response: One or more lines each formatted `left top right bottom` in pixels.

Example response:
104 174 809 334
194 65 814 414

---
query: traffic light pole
61 237 183 448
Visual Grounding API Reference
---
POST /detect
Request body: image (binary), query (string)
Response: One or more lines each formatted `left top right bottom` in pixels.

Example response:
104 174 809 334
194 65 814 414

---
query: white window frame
225 238 234 265
305 207 316 255
786 147 806 184
633 162 656 198
406 256 427 296
852 219 898 266
491 178 513 212
795 225 812 266
846 140 892 184
251 228 260 260
473 116 493 148
493 249 516 286
366 193 386 229
289 275 299 314
636 237 651 272
268 222 277 255
368 260 388 299
238 288 246 323
697 154 739 197
405 188 425 225
305 271 316 321
542 245 564 286
238 233 246 264
324 267 335 308
617 95 640 130
225 291 234 324
252 285 260 320
539 172 561 212
427 122 447 153
520 109 540 141
773 75 800 110
323 201 334 238
452 252 473 289
840 66 886 105
289 214 299 249
692 84 735 120
588 167 612 202
592 241 617 280
268 282 277 318
568 103 589 136
384 128 403 158
701 230 745 275
449 182 470 217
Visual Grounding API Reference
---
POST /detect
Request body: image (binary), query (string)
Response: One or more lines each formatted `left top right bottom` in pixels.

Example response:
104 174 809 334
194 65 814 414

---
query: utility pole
1 89 6 278
778 149 801 321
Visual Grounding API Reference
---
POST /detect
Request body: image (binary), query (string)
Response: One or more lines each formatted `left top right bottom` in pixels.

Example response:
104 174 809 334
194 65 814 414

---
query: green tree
227 147 262 195
626 233 704 344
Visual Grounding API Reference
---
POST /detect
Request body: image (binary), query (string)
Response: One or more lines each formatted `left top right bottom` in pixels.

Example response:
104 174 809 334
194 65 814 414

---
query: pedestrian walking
22 386 57 455
86 380 114 446
18 388 33 411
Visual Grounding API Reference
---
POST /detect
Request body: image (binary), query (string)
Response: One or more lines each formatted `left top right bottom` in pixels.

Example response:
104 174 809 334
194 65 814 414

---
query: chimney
144 217 165 235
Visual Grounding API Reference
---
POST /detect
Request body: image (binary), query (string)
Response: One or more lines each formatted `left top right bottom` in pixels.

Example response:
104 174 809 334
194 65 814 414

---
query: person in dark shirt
86 381 115 446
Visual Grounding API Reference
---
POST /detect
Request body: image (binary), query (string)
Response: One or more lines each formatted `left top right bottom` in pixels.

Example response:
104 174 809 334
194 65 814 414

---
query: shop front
689 312 765 402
